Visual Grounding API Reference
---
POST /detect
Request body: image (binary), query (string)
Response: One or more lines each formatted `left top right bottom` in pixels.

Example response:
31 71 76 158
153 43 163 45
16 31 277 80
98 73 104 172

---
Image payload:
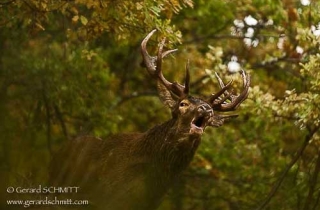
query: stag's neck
140 118 201 175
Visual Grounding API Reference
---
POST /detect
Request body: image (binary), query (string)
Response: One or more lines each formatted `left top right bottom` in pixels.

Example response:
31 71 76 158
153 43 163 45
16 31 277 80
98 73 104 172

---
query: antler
209 70 250 111
141 29 190 97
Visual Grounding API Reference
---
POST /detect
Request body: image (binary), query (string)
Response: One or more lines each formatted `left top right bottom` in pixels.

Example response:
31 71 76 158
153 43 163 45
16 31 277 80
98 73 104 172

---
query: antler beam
141 29 189 97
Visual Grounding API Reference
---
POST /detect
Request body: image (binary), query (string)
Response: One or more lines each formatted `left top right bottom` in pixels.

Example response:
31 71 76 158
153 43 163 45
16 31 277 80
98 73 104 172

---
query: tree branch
303 148 320 210
0 0 16 6
113 91 157 108
21 0 69 13
313 188 320 210
42 90 52 155
184 33 280 45
255 126 319 210
54 104 69 139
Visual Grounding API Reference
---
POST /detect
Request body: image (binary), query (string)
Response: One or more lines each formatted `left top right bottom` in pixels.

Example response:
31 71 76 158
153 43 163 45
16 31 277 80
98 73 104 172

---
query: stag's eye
179 102 189 107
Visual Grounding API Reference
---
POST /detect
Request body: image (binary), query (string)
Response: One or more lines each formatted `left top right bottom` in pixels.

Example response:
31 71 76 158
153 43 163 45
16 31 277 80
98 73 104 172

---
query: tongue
190 124 204 135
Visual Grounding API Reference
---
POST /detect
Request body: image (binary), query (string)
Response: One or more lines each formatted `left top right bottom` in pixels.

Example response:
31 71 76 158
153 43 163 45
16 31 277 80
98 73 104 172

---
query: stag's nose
197 104 213 118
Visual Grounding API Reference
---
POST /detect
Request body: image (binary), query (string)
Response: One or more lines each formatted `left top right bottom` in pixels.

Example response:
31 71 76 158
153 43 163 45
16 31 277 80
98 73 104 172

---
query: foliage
1 0 320 209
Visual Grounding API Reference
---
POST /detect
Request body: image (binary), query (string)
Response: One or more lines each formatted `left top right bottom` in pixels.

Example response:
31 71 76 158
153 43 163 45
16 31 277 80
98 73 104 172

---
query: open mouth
190 116 206 135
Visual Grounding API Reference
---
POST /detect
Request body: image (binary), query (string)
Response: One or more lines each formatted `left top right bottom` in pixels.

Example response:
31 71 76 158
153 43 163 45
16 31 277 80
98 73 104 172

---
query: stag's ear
157 81 178 109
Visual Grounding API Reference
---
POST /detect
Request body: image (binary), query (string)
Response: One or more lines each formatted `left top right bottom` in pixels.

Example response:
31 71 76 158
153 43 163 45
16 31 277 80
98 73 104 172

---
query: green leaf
80 15 88 25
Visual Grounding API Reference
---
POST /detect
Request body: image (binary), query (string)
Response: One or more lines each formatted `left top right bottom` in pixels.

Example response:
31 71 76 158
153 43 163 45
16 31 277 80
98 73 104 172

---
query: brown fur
49 118 201 210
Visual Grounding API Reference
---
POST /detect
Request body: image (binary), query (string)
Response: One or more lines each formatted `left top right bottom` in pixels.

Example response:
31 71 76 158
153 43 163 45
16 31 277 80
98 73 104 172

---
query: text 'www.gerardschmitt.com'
6 185 89 208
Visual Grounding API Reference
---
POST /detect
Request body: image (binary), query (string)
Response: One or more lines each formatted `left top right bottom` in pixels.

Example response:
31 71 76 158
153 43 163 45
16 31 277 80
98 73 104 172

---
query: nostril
198 104 212 114
198 105 207 111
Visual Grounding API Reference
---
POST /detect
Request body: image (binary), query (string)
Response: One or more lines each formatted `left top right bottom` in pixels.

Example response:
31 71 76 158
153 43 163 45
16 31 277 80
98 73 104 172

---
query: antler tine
236 69 250 103
141 29 157 73
141 30 187 97
210 70 250 111
208 78 233 103
215 72 228 89
162 49 178 58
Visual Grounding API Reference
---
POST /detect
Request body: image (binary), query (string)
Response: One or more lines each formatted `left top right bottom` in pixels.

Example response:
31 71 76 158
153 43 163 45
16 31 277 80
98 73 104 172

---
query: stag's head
141 30 250 135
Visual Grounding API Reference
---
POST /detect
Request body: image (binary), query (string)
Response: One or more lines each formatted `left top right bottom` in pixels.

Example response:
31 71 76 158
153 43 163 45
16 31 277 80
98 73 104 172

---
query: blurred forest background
1 0 320 209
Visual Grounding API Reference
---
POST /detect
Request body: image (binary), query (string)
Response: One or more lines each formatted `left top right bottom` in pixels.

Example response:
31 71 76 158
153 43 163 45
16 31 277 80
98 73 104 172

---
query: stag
49 30 250 210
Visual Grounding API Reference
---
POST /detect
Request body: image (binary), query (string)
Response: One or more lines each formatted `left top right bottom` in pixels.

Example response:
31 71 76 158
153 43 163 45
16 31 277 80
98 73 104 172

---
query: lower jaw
189 126 204 135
